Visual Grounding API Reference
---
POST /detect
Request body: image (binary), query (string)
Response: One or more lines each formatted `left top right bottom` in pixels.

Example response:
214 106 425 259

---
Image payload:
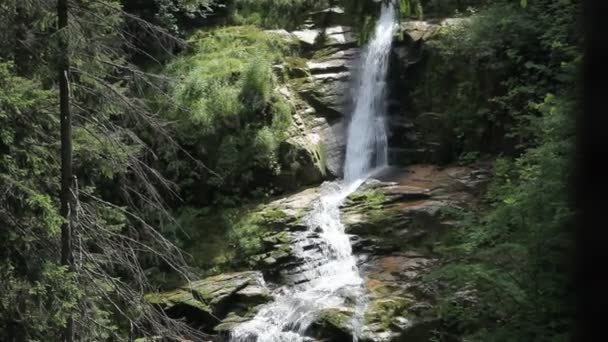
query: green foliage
399 0 424 19
427 81 577 342
231 0 330 29
158 26 297 203
162 204 285 275
270 95 294 140
0 61 84 340
418 1 580 340
0 263 81 340
0 61 62 238
240 59 273 113
412 0 580 159
1 0 212 338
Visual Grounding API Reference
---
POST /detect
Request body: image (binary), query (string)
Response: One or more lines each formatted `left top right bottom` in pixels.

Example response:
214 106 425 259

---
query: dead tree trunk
58 0 74 341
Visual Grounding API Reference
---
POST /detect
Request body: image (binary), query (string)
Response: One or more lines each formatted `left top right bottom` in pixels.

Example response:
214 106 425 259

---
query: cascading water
344 1 396 183
229 3 396 342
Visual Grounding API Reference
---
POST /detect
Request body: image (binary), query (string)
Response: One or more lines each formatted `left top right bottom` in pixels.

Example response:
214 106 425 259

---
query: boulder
324 26 357 46
278 134 326 190
308 307 355 341
314 119 346 177
145 271 271 331
292 29 321 47
298 78 352 117
398 18 472 43
399 21 441 42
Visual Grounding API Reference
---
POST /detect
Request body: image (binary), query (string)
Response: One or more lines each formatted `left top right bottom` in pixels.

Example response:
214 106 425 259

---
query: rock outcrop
145 271 271 334
266 14 363 179
147 163 490 341
146 7 489 341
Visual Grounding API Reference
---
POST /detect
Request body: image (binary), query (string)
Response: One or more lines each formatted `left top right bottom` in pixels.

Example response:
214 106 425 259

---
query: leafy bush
411 0 579 160
426 59 578 342
417 1 579 340
156 26 298 204
162 204 280 276
240 59 273 113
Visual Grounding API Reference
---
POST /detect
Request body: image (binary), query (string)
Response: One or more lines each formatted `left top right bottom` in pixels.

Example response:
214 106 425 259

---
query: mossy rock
277 137 327 191
145 271 271 330
308 307 355 341
342 189 404 237
214 312 253 333
284 56 310 78
364 296 414 332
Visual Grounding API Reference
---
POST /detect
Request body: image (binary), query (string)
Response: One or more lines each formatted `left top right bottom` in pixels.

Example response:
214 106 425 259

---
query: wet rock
308 307 355 341
313 119 346 177
277 135 326 190
145 271 271 331
214 312 251 333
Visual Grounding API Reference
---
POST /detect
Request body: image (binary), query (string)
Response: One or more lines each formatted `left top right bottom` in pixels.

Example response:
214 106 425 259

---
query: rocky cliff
145 10 489 342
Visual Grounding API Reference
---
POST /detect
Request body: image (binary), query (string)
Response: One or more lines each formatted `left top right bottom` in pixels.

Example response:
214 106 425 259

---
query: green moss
284 56 307 69
144 288 212 313
364 296 414 330
240 59 273 113
311 46 341 60
313 143 327 177
318 308 353 329
345 190 387 209
260 208 288 220
157 26 302 200
287 77 310 93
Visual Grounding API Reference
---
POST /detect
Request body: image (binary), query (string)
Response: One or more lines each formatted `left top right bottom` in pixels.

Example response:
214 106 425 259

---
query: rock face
145 271 272 334
147 163 490 340
384 17 477 166
274 86 327 190
147 8 489 341
270 13 475 176
288 31 361 178
333 164 490 342
270 14 363 179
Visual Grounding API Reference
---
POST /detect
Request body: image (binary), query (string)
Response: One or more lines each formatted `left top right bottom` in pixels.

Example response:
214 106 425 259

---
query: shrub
157 26 297 202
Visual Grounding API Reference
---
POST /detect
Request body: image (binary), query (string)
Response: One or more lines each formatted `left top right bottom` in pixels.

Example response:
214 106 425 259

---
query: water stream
229 3 396 341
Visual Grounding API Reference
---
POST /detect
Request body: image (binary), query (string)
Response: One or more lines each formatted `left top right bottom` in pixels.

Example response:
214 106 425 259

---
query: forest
0 0 582 341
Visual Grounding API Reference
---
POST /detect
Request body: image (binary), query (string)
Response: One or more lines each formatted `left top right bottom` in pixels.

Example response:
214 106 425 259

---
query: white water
344 1 396 183
229 3 396 342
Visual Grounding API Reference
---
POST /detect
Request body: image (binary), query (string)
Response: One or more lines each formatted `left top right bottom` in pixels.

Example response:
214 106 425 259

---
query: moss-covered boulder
145 271 271 332
277 134 326 190
308 307 356 341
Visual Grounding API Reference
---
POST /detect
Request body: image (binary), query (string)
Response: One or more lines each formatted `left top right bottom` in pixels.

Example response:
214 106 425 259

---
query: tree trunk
57 0 74 341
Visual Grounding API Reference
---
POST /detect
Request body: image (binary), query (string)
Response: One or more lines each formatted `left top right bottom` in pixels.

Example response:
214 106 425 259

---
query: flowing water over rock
344 3 396 184
229 4 396 342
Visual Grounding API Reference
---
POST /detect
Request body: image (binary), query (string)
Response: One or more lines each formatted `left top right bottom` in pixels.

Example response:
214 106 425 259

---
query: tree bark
58 0 74 341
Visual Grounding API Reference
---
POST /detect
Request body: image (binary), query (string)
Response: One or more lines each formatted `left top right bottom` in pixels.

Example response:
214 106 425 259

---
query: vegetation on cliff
413 0 580 340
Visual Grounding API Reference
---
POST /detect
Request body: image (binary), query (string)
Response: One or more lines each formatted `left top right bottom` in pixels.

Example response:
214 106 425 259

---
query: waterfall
229 3 396 342
344 2 396 183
